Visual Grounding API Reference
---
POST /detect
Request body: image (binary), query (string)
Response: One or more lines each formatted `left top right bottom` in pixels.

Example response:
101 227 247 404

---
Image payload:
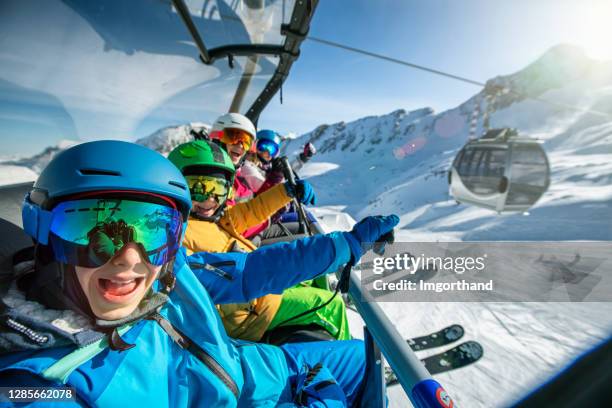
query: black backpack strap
147 312 239 399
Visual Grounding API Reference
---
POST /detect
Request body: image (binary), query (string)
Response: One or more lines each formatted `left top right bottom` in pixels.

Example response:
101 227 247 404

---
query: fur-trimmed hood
0 257 102 354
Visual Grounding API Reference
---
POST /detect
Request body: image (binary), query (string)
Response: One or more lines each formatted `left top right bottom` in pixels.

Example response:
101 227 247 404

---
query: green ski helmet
168 140 236 221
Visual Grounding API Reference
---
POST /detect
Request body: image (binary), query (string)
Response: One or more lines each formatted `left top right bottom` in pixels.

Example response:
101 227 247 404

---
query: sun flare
573 2 612 60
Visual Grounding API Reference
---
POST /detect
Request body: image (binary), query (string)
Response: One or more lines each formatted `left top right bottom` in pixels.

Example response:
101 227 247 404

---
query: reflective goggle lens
221 128 253 151
185 175 230 203
256 139 280 158
48 198 183 268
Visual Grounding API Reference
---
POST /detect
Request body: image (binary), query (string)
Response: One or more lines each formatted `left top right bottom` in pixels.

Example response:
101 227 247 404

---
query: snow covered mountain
283 44 612 241
2 139 80 175
135 122 210 156
3 44 610 239
0 123 209 186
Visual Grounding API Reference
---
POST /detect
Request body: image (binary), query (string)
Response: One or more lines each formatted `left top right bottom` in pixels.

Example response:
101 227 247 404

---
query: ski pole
279 157 316 236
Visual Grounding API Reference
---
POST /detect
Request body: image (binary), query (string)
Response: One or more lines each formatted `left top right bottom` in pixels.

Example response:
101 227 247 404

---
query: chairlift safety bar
347 272 454 407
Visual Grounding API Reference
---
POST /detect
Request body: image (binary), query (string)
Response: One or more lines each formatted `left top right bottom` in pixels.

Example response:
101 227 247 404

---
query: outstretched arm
227 183 292 233
181 214 399 304
184 232 351 304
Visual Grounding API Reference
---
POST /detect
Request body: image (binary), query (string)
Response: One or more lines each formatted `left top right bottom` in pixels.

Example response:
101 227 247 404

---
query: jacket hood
1 280 102 354
0 251 103 354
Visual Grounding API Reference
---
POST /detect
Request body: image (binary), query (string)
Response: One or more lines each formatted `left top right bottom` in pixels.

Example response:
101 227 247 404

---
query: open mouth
194 202 218 216
96 277 144 302
229 150 242 162
197 208 215 216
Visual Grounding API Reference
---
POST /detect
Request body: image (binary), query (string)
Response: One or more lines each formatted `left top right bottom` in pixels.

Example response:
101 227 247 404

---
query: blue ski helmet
23 140 192 245
256 129 282 158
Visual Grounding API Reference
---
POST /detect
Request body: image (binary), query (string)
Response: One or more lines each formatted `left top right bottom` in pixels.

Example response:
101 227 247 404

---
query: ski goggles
185 175 231 203
220 128 254 151
256 139 280 158
47 197 183 268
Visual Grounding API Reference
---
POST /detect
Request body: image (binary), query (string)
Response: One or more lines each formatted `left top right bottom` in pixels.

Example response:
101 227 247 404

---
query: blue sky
1 0 610 156
259 0 612 136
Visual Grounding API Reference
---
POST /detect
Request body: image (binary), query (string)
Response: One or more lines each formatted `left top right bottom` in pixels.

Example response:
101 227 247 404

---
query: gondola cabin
449 128 550 213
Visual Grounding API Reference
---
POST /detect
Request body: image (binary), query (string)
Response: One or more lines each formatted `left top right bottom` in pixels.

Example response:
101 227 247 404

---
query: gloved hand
303 142 316 158
343 215 399 262
285 179 317 206
271 157 285 172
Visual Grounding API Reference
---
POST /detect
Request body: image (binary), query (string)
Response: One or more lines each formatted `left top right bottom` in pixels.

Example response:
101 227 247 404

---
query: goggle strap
68 190 178 211
22 199 53 245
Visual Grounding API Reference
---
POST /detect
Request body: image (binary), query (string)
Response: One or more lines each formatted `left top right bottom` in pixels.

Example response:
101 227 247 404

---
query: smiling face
226 142 246 165
192 196 221 218
76 243 162 320
258 149 272 162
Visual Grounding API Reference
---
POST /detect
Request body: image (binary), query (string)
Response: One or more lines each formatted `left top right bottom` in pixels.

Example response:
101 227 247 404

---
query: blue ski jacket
0 232 367 407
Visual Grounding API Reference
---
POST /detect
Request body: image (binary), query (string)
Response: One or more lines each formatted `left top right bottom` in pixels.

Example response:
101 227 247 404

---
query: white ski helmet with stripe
212 113 256 139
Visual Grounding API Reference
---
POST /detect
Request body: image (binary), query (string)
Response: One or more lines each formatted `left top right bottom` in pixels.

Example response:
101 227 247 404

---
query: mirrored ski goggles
48 198 183 268
185 175 230 203
256 139 280 158
221 128 254 151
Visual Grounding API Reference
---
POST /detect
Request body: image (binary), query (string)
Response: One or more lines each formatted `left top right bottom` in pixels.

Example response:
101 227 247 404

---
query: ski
385 341 484 386
422 340 484 374
408 324 465 351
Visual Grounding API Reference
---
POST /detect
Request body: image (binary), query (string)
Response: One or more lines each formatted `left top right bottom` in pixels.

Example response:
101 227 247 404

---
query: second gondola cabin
449 128 550 213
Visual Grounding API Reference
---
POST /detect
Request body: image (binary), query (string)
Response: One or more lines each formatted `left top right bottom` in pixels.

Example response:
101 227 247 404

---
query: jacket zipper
5 318 49 344
189 261 234 281
148 313 239 399
209 261 237 268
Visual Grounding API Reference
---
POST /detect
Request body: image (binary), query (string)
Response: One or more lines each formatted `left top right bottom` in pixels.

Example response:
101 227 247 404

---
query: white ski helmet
212 113 256 139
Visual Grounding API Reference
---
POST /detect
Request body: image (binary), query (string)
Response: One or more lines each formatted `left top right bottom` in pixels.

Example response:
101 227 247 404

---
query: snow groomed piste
0 0 611 407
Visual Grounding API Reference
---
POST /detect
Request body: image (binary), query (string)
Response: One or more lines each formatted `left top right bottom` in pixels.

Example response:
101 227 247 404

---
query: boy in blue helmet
247 129 286 194
0 140 399 407
248 130 316 192
240 130 318 245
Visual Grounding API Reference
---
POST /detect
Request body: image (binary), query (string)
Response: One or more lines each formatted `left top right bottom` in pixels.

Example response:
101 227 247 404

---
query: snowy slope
299 45 612 407
0 165 39 186
314 208 612 408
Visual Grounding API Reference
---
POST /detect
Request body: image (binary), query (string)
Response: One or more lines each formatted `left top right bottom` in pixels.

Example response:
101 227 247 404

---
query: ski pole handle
279 156 296 186
279 157 315 236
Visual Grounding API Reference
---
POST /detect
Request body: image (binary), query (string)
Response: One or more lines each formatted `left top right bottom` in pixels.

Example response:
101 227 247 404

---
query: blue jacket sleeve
184 232 352 304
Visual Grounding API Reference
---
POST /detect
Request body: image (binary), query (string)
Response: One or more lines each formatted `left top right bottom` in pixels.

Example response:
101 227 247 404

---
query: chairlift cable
306 36 612 119
307 36 485 87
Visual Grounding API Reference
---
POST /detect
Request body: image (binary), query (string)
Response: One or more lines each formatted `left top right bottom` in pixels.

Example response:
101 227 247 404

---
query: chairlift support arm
172 0 317 121
246 0 317 123
171 0 212 64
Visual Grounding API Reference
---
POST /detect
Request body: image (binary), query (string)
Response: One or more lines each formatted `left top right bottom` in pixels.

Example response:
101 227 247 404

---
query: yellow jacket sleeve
227 183 292 233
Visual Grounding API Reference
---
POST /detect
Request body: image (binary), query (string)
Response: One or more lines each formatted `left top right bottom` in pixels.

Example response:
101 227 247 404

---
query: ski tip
444 324 465 341
458 340 484 359
421 340 484 375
